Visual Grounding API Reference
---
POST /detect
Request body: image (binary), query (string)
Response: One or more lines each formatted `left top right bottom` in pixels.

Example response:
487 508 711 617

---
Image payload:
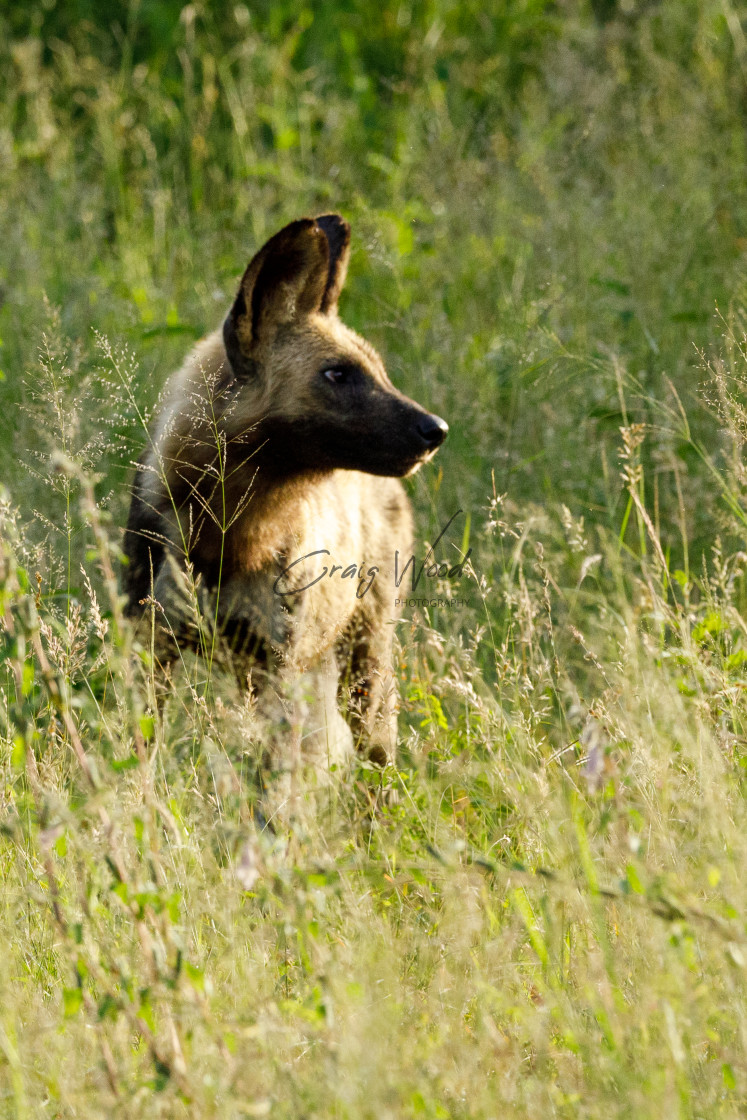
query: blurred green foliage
1 0 747 553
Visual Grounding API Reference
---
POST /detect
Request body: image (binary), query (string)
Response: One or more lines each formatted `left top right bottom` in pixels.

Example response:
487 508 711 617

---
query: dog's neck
182 443 331 578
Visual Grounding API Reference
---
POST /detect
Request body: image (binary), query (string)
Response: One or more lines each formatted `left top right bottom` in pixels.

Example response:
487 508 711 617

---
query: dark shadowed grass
4 2 747 1115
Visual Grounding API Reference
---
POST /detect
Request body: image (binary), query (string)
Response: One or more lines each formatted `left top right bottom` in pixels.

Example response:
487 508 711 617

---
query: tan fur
124 215 447 787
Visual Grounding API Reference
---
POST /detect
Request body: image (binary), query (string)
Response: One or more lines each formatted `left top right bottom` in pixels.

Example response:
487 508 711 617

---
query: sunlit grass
3 2 747 1116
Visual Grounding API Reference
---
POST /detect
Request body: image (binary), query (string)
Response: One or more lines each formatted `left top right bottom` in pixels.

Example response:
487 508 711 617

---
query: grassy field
4 1 747 1115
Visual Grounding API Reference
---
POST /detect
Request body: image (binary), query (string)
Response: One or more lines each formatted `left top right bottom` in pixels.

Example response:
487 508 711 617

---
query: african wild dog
123 214 448 776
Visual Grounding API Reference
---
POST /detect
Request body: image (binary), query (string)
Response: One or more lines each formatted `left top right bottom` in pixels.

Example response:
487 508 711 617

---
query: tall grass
4 1 747 1115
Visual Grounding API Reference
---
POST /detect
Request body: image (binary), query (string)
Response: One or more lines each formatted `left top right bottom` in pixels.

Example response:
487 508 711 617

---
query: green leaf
166 892 180 924
112 881 129 904
274 127 299 150
692 611 725 642
138 991 156 1033
21 661 35 697
460 511 471 559
11 736 25 769
111 754 139 772
396 219 414 257
184 961 205 992
625 863 644 894
511 887 548 966
139 714 155 741
63 987 83 1017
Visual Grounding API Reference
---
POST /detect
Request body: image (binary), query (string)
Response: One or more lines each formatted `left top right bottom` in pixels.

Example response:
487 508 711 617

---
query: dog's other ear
223 218 330 374
315 213 351 313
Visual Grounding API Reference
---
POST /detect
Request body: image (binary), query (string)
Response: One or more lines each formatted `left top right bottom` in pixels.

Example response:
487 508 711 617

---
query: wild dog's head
222 214 448 478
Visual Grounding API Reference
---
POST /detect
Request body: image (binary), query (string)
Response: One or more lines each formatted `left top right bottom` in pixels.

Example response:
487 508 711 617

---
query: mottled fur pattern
123 214 447 780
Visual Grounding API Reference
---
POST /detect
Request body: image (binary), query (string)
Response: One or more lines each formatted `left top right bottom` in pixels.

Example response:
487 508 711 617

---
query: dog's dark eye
322 368 348 385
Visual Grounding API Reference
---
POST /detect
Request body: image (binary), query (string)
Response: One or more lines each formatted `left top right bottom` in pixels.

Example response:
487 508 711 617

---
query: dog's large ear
223 218 330 376
315 213 351 313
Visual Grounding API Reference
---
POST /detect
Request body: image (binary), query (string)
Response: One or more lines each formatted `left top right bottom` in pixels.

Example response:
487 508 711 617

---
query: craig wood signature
272 510 473 602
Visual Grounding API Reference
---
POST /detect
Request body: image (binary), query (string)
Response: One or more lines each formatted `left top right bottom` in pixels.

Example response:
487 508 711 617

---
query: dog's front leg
343 622 399 768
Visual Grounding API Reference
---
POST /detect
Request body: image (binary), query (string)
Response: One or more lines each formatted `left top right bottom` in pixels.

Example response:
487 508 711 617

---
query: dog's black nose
416 414 449 449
